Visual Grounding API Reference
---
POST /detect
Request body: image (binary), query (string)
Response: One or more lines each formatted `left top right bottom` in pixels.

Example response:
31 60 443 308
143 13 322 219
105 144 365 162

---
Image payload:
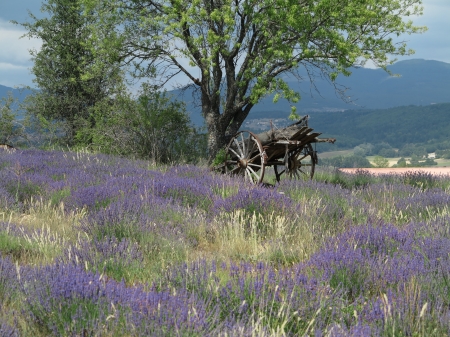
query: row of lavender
1 149 450 336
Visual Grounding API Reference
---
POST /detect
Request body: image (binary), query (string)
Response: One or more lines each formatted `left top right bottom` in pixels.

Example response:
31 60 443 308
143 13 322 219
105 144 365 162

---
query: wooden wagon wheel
224 131 266 184
274 143 316 181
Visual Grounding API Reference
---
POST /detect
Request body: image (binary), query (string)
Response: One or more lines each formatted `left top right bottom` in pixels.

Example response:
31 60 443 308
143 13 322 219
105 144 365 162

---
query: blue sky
1 0 449 89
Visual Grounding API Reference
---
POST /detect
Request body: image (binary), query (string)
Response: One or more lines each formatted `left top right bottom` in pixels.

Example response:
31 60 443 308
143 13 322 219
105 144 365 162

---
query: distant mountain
3 59 448 153
0 85 32 120
305 103 450 151
169 59 450 126
0 85 32 102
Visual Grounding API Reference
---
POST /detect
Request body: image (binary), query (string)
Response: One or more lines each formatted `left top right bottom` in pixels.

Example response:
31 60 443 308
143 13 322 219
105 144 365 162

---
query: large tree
85 0 425 160
16 0 124 144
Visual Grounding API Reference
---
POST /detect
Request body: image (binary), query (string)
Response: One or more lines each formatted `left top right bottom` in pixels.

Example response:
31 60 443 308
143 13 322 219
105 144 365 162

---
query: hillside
168 59 450 126
307 103 450 148
0 85 32 102
244 103 450 151
0 85 32 120
3 59 450 151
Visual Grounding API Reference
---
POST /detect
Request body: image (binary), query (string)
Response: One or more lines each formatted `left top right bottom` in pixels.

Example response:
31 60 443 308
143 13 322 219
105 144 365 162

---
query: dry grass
187 203 320 267
0 199 87 265
2 198 86 242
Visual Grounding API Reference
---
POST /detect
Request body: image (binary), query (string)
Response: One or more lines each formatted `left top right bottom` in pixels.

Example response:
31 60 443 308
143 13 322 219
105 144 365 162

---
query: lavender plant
1 148 450 335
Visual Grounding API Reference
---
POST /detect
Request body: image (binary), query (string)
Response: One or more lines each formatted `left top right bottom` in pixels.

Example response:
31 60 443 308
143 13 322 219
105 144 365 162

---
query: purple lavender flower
0 317 19 337
0 255 17 301
19 262 214 336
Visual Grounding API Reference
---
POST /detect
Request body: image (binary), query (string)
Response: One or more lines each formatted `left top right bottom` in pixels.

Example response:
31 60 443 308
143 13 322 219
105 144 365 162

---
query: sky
0 0 449 89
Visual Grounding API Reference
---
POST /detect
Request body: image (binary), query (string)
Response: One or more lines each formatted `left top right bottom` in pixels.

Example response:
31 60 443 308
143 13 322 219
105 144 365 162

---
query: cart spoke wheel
224 131 266 184
285 143 315 180
229 146 241 159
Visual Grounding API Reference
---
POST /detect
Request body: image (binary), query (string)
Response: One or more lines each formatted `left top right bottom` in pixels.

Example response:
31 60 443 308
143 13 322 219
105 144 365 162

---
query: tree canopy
16 0 125 144
85 0 425 160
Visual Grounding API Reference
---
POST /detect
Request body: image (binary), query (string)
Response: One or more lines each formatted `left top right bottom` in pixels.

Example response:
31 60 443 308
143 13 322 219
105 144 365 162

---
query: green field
318 149 353 159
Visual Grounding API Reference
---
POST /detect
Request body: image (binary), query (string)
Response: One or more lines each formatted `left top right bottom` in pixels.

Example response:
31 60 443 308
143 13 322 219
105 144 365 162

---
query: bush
372 155 389 168
378 148 397 158
353 143 374 156
399 143 426 157
423 158 438 166
0 93 26 146
436 149 450 159
319 155 371 168
397 157 407 167
79 84 207 164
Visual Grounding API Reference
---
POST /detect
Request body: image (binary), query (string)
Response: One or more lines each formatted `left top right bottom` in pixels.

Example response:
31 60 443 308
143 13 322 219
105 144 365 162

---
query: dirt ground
339 167 450 176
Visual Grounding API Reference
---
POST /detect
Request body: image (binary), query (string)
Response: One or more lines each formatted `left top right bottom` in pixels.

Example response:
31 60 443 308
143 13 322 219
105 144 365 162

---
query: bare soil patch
339 167 450 176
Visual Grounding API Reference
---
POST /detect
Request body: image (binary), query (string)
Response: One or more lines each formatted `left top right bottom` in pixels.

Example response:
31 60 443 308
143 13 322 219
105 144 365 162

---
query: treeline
1 90 207 164
309 103 450 152
1 0 207 164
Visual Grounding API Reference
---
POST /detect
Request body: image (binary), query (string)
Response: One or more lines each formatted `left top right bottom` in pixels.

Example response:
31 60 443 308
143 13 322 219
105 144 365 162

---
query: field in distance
318 150 450 167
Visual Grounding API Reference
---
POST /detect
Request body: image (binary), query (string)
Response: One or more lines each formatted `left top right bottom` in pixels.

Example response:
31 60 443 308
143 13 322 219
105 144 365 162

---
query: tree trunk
205 111 228 164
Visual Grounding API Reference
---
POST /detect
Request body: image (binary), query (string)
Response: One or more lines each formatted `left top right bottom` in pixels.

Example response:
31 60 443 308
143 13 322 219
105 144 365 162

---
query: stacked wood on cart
214 115 336 184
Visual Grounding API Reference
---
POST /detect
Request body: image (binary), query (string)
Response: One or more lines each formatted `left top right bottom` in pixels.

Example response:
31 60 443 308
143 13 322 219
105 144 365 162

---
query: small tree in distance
372 155 390 168
84 0 426 161
0 93 26 146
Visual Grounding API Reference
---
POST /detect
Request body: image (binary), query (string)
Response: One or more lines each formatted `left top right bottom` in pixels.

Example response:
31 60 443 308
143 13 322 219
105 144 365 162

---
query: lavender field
1 148 450 336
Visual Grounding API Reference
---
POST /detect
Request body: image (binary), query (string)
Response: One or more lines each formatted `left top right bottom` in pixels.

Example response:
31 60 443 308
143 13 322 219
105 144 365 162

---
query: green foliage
402 171 438 190
0 232 34 261
83 0 425 160
436 149 450 159
353 143 374 157
0 93 26 146
6 180 42 204
24 112 68 149
353 142 397 157
83 85 207 164
26 296 115 336
329 267 365 302
423 158 438 166
314 168 375 190
50 188 71 206
319 155 371 168
211 148 227 167
397 157 408 167
16 0 125 145
372 155 389 168
378 148 397 158
399 144 427 158
310 103 450 152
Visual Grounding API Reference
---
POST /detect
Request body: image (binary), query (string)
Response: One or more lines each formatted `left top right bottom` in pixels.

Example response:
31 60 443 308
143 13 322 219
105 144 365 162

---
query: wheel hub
238 159 248 168
288 157 300 171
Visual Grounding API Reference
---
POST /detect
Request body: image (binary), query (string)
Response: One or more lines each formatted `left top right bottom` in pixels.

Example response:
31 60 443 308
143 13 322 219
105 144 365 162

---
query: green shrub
80 84 207 164
319 155 371 168
372 155 389 168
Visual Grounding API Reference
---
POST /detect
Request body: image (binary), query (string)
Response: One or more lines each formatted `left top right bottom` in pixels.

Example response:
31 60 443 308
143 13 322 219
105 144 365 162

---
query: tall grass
1 148 450 335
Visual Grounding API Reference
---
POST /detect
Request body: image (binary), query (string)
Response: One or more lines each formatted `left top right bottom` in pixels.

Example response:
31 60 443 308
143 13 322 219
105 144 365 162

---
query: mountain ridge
167 59 450 125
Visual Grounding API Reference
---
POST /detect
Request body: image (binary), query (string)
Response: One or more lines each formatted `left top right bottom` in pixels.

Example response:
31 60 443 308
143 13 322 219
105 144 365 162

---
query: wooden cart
215 115 335 184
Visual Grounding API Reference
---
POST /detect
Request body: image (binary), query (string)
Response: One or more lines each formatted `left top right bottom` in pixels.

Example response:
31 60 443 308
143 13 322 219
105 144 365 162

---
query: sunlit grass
2 198 86 242
2 148 450 335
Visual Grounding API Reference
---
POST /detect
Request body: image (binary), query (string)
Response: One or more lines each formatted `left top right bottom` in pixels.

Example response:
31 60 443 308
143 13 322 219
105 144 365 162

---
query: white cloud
396 0 450 63
0 19 41 66
0 19 40 87
0 62 28 71
0 67 33 88
1 1 449 89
